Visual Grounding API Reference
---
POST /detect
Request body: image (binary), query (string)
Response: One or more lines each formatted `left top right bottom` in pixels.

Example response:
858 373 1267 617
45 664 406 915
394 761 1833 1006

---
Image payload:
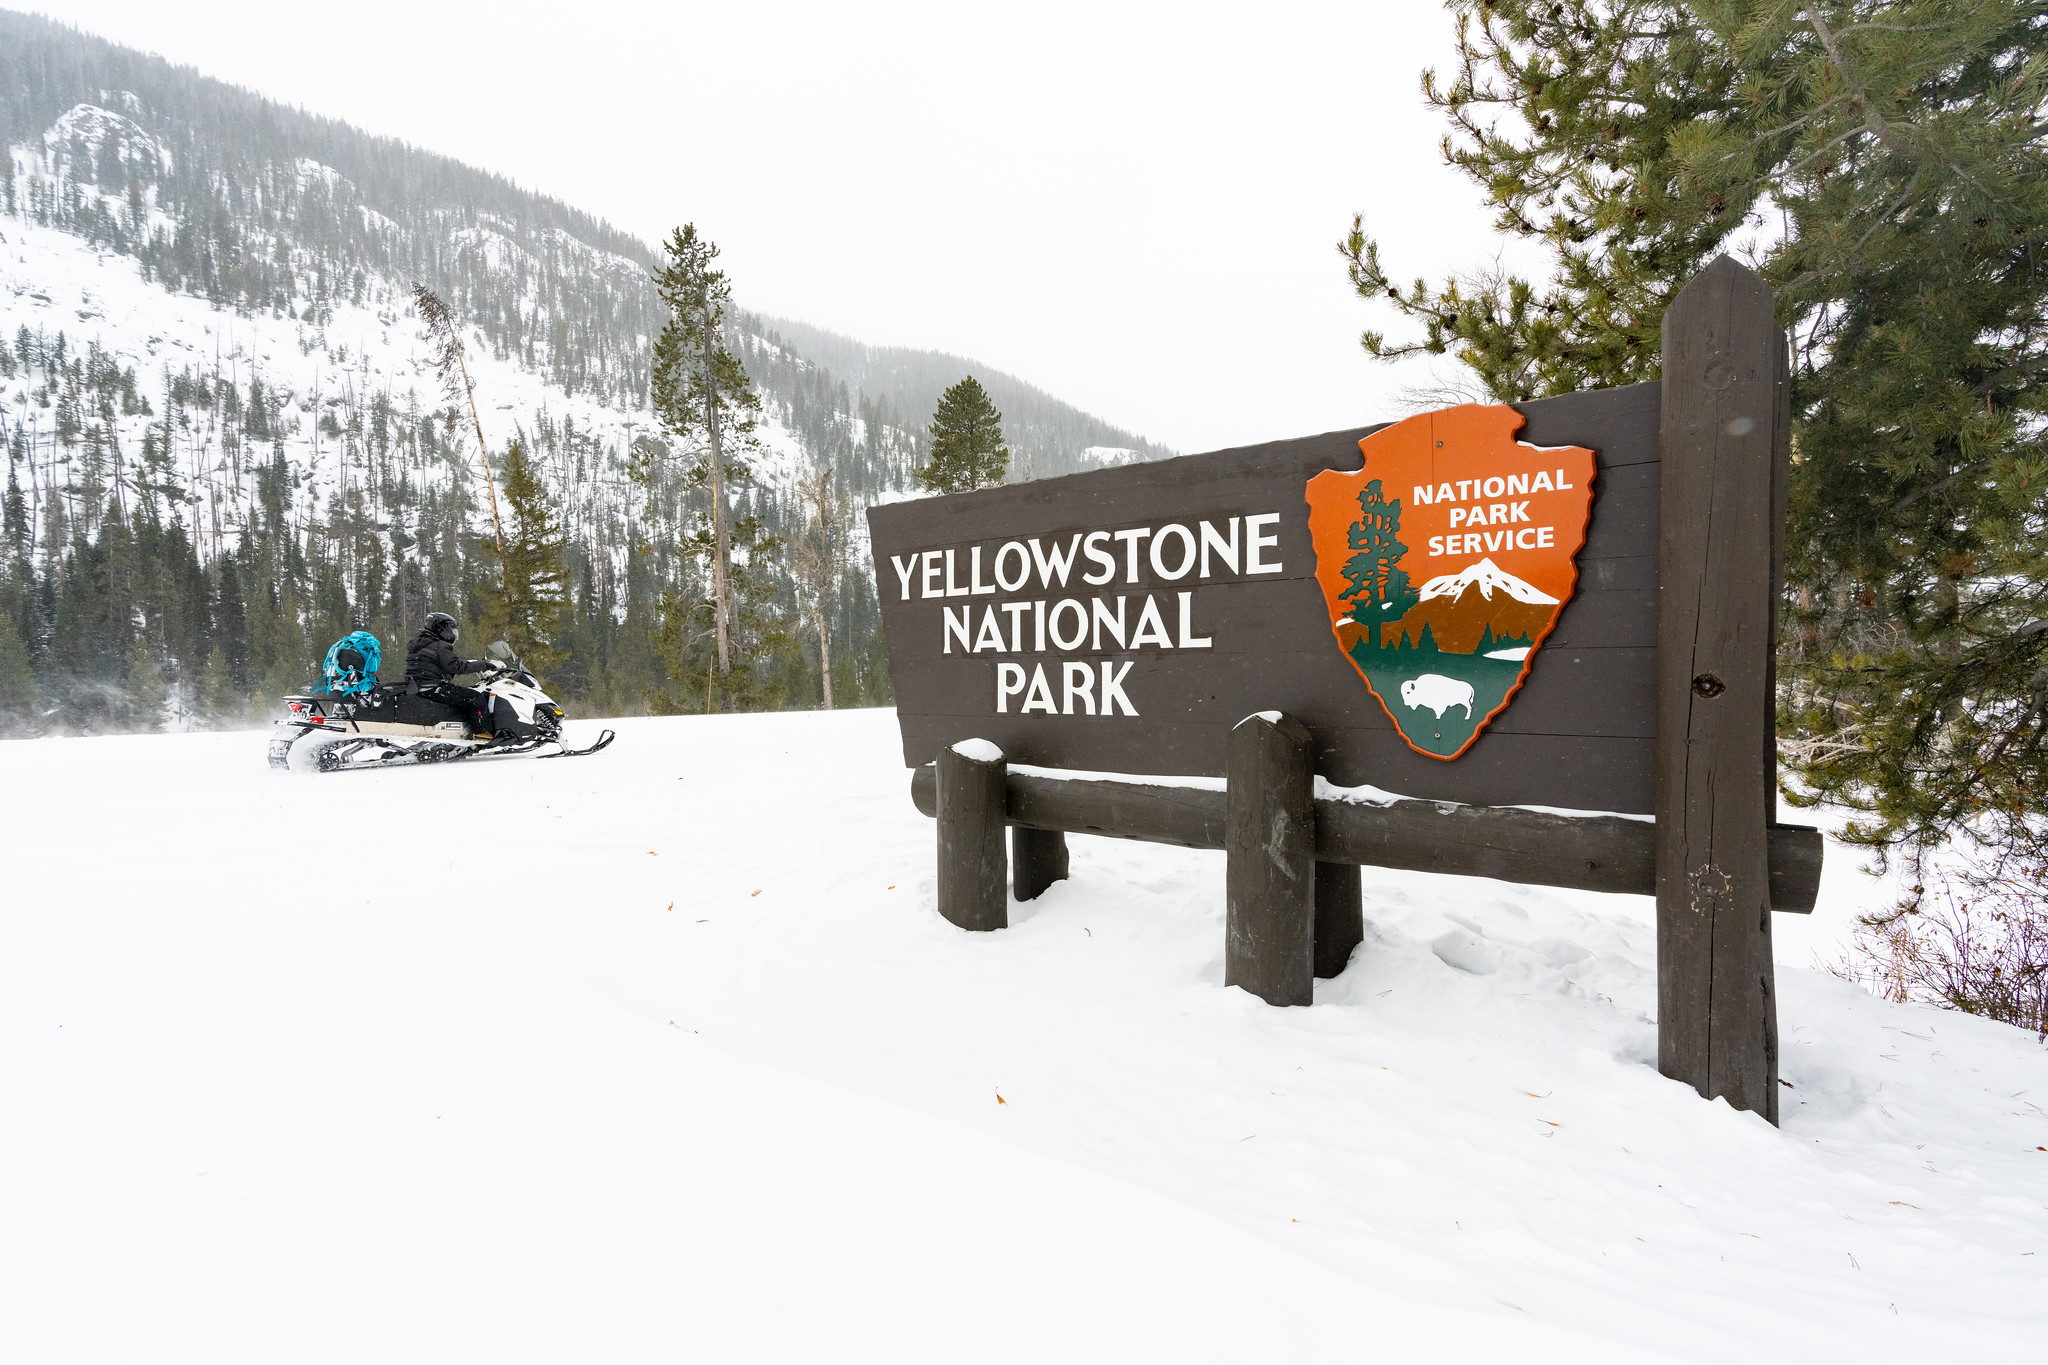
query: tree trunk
455 344 507 586
818 597 834 709
703 324 732 679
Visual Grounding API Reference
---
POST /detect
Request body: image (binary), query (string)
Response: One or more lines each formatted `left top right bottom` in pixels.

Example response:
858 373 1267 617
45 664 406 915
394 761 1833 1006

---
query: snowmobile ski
539 728 616 759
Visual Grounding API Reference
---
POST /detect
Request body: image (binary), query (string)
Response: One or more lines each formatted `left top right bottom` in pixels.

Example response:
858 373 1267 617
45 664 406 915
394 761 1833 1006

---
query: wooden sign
866 382 1664 815
1305 406 1596 759
881 257 1816 1129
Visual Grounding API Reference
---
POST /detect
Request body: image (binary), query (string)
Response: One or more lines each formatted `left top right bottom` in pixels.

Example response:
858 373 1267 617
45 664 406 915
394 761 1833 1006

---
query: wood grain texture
908 767 1823 909
1654 256 1782 1124
1011 826 1069 902
936 743 1008 932
868 384 1666 813
1314 863 1364 979
1226 714 1316 1006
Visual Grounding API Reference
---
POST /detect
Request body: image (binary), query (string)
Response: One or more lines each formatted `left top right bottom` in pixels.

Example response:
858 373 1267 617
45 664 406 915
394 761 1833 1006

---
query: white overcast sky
24 1 1525 453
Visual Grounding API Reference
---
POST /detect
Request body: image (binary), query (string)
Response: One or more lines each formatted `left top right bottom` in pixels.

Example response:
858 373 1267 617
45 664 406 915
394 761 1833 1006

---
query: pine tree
478 438 569 672
251 578 313 713
1340 0 2048 882
2 463 26 567
198 646 239 726
646 224 759 683
123 636 166 732
917 377 1010 494
213 550 249 688
0 606 41 736
653 507 792 715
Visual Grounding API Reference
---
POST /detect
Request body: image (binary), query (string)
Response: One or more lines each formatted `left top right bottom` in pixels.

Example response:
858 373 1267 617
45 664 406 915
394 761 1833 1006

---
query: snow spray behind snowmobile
268 640 614 772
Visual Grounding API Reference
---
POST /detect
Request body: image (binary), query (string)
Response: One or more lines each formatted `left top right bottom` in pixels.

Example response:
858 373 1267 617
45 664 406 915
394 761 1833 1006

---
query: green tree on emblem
1338 480 1417 640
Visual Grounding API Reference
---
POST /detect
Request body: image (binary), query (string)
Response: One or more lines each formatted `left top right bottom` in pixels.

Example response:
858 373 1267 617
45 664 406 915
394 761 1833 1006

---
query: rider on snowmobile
405 612 496 735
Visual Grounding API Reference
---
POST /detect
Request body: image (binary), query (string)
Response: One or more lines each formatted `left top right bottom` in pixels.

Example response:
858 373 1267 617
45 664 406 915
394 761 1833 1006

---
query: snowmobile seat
381 689 469 728
321 676 466 729
357 677 416 705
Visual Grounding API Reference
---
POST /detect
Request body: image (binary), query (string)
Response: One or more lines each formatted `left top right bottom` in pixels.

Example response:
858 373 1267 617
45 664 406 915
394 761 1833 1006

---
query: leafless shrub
1834 850 2048 1041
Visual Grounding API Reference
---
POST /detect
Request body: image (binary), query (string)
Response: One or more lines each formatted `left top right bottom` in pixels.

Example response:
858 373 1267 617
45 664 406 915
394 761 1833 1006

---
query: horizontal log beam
909 767 1823 913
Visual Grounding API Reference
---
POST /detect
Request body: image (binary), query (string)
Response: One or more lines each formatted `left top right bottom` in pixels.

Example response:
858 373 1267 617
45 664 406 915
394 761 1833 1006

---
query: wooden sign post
1653 258 1787 1124
1225 713 1317 1007
869 257 1816 1125
935 741 1008 932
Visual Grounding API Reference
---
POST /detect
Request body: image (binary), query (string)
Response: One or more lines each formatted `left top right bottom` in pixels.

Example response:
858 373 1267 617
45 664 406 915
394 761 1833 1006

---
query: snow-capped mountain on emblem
1417 557 1559 605
1385 558 1562 659
1305 406 1596 760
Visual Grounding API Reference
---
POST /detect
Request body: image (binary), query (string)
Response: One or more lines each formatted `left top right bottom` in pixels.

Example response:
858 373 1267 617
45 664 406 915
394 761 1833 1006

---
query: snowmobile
268 640 614 773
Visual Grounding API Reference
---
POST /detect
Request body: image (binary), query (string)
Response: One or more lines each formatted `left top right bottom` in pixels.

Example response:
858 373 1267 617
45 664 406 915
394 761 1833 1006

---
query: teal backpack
314 630 382 696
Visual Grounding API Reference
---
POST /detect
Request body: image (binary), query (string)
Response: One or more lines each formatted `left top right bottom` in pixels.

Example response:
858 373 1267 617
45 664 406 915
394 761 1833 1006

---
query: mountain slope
0 9 1173 729
754 314 1174 476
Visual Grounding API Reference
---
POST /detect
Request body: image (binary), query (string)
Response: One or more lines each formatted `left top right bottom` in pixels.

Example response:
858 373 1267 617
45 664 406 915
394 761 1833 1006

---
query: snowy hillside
0 9 1179 728
1 92 858 568
0 200 818 544
3 711 2041 1361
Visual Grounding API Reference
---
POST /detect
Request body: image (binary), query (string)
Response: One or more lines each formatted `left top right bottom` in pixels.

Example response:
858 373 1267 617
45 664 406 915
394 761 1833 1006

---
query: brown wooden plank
1766 822 1822 915
906 767 1824 910
1654 256 1783 1124
884 643 1659 736
1518 382 1662 467
1314 862 1365 978
1572 482 1660 553
900 716 1660 814
1578 458 1662 497
1544 590 1659 647
885 585 1658 660
1011 826 1069 902
869 383 1668 811
1574 556 1659 593
1768 332 1791 852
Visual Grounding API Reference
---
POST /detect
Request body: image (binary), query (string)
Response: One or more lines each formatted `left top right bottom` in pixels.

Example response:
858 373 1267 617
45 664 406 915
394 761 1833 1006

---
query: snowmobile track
270 726 616 773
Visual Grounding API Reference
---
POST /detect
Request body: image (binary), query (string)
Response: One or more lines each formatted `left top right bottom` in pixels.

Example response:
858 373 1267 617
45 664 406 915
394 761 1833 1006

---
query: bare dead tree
792 466 848 709
412 284 506 581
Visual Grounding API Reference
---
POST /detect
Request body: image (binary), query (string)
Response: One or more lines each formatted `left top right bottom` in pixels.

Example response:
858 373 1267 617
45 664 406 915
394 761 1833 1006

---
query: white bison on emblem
1400 673 1475 720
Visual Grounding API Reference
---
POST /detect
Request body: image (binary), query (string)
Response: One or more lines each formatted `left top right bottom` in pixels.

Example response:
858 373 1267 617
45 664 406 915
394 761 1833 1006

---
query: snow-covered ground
2 710 2042 1361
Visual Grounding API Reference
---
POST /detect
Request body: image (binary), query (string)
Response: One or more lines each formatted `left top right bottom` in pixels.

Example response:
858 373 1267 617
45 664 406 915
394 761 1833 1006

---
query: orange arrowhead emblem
1305 405 1595 760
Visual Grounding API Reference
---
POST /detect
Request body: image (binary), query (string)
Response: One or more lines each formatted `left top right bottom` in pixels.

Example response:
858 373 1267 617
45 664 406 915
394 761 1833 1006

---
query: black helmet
423 611 457 643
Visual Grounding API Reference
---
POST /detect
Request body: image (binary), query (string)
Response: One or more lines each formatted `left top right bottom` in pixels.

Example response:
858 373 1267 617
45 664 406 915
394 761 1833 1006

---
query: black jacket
405 631 489 684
